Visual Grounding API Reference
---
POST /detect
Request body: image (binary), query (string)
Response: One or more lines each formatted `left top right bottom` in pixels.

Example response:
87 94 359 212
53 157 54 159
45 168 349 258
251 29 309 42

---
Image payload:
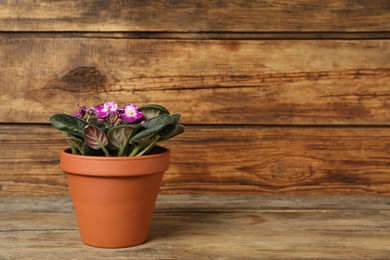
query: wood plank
4 32 390 40
3 195 390 213
1 125 390 195
0 1 389 32
1 195 390 259
0 38 389 125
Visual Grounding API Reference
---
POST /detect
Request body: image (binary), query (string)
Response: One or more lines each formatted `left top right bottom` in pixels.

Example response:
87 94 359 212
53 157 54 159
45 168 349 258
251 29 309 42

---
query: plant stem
137 136 160 156
101 145 110 157
95 138 110 157
118 145 126 157
69 142 78 154
129 142 144 156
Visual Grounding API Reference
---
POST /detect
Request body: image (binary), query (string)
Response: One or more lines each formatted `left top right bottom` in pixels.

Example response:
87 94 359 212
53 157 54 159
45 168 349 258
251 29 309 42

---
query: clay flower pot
60 147 170 248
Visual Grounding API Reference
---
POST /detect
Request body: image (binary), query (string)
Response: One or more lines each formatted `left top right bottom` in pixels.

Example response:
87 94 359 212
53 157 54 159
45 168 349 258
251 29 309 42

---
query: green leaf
159 124 185 141
172 114 181 124
130 114 174 143
62 132 84 154
84 125 108 150
158 114 182 139
107 125 142 156
144 114 174 128
130 124 166 143
50 114 88 139
139 104 170 120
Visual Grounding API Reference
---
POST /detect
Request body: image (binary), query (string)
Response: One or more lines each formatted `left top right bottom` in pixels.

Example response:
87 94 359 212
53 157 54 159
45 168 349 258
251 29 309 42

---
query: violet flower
95 101 118 119
120 104 143 123
71 104 87 118
87 106 96 114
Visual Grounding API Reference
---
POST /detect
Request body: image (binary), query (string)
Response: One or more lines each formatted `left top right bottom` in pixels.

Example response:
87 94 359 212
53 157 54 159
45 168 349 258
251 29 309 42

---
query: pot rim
60 146 170 177
60 146 170 161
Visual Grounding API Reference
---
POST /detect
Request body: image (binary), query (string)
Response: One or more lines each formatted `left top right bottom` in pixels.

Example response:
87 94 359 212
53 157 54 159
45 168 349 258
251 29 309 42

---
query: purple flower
87 106 96 114
95 101 118 118
71 104 87 118
120 104 143 123
104 102 118 112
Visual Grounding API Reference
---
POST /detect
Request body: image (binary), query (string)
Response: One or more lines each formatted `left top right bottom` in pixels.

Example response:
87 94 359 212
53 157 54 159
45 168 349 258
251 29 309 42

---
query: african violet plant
50 102 184 156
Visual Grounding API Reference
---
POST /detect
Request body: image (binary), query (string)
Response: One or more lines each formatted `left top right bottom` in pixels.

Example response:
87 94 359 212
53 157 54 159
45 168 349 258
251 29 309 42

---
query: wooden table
1 195 390 259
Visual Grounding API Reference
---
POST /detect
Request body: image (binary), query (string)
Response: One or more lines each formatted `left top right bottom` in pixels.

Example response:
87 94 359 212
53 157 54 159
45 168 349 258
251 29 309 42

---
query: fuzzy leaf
130 114 174 143
63 132 84 154
84 125 108 150
159 124 185 141
139 104 170 120
130 125 166 143
50 114 88 139
172 113 181 124
107 125 141 150
158 114 181 138
143 114 174 128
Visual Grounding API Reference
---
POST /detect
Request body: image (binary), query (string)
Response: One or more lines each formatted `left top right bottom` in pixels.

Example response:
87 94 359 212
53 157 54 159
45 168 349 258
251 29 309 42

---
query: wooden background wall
1 1 390 196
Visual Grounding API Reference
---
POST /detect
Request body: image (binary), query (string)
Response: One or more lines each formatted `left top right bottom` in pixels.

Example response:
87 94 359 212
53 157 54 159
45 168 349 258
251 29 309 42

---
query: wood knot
268 156 315 185
61 66 107 92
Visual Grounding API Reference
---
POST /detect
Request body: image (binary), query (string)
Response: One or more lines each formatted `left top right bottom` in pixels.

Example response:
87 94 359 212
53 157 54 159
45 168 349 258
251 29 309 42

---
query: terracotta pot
60 147 170 248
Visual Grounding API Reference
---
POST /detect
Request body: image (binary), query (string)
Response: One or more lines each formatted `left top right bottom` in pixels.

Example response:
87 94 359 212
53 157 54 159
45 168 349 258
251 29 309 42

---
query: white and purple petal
120 104 143 123
104 101 118 112
95 105 110 118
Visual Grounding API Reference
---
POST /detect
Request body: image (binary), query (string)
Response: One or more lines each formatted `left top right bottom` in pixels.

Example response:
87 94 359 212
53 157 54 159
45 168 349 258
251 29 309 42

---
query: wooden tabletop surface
1 195 390 259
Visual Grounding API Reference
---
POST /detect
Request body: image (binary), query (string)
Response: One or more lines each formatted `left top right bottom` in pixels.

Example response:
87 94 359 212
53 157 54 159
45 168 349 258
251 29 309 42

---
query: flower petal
104 101 118 112
95 105 109 118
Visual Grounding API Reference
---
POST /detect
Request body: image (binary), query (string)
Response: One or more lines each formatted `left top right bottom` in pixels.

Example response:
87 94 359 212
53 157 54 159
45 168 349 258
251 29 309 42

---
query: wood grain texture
1 1 390 198
5 195 390 212
4 32 390 40
0 1 389 32
2 125 390 196
0 37 389 125
1 195 390 259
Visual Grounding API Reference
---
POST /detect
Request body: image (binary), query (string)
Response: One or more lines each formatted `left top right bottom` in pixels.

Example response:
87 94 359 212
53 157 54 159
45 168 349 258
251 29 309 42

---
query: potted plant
50 102 184 248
